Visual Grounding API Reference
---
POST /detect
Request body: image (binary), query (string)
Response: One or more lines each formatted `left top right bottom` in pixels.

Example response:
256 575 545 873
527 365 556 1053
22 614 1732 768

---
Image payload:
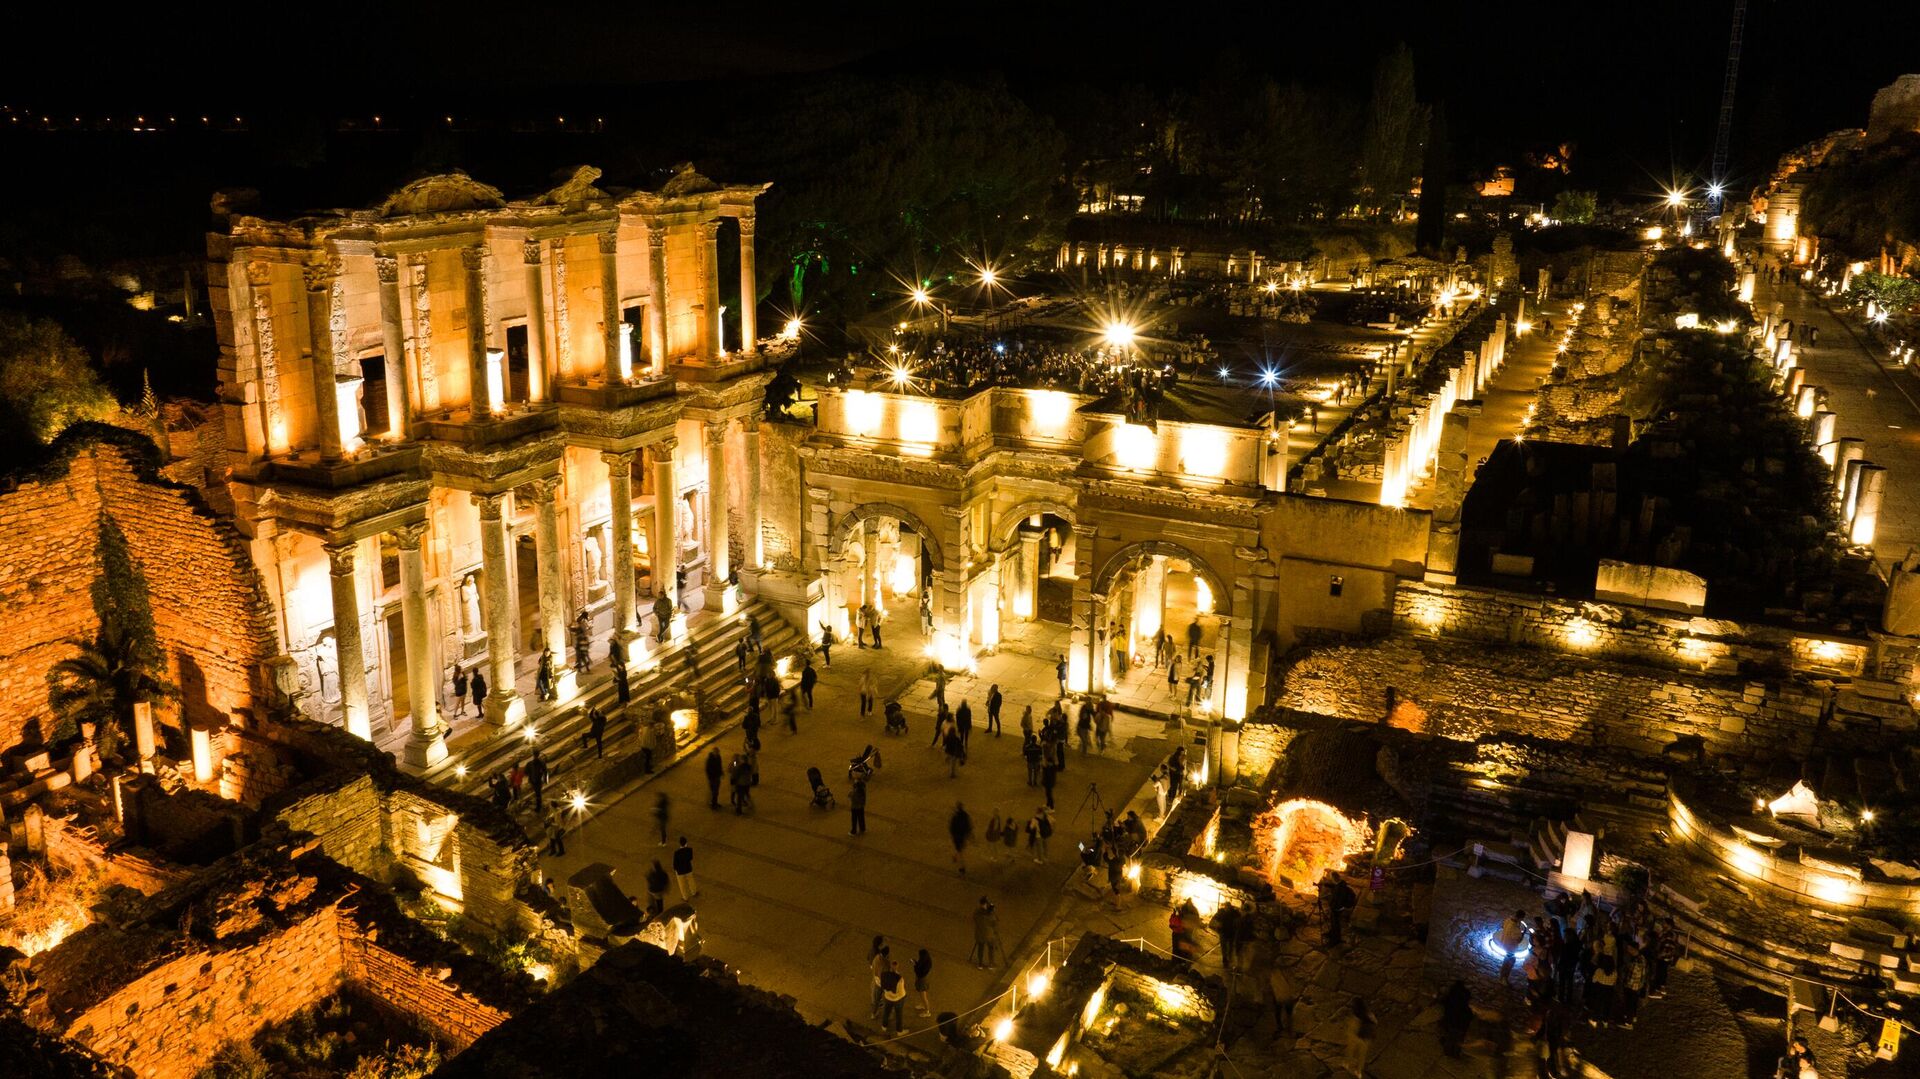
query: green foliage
46 515 173 753
1846 271 1920 312
198 992 443 1079
0 311 117 446
1550 190 1598 225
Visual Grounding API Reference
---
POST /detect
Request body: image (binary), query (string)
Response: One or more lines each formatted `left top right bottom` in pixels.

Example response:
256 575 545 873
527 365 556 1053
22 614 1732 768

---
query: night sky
6 0 1916 194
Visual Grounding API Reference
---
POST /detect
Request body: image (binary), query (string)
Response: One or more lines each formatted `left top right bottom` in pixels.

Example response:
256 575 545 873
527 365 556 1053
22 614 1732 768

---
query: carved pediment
658 163 720 198
377 171 507 217
538 165 610 207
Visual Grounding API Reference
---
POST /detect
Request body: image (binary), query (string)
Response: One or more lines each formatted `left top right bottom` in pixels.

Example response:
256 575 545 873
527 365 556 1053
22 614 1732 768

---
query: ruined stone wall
759 420 808 571
340 930 511 1048
58 906 347 1079
0 428 278 753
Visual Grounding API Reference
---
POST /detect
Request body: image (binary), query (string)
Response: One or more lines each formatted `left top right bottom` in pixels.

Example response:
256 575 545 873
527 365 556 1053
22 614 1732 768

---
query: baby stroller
883 701 908 736
849 744 882 784
806 766 836 809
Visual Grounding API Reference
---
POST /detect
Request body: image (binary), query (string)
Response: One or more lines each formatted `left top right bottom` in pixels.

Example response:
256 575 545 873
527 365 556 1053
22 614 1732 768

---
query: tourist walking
1055 655 1067 695
1438 979 1472 1057
948 802 973 876
1022 733 1042 786
859 670 876 717
470 668 488 718
800 658 818 709
645 860 669 917
652 792 671 846
849 777 868 835
705 748 724 809
970 896 1000 968
572 614 591 673
535 650 555 702
1075 706 1092 755
1186 619 1202 659
985 684 1002 735
736 637 749 673
879 960 907 1032
1094 701 1112 753
729 755 753 813
956 700 973 748
673 836 697 899
544 802 566 857
525 749 549 811
1343 997 1376 1078
943 725 966 778
912 948 934 1016
868 941 890 1017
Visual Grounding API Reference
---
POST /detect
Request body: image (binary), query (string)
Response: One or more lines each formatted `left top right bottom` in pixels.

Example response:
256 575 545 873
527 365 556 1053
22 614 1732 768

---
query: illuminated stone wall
0 428 277 753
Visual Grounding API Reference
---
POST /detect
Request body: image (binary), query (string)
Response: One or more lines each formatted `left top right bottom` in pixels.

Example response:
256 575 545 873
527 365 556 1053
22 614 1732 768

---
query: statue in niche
583 528 608 592
460 572 484 637
678 491 700 549
311 634 341 706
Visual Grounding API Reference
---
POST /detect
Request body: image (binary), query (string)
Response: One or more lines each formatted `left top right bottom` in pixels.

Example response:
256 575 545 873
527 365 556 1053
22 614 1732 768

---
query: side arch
827 502 947 573
993 500 1078 550
1093 540 1229 602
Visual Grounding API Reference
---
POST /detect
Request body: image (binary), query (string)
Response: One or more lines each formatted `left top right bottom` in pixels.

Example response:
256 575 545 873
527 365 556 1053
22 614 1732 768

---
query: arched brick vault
827 502 946 573
1094 540 1229 602
993 501 1077 550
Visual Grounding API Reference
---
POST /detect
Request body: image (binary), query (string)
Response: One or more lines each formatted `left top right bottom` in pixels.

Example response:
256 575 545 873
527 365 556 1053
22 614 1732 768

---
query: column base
345 707 372 742
483 692 527 728
404 730 449 768
554 669 580 703
699 582 737 615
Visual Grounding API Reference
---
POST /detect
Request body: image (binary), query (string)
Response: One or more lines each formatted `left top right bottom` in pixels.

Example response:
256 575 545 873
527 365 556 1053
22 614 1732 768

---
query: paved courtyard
542 617 1170 1045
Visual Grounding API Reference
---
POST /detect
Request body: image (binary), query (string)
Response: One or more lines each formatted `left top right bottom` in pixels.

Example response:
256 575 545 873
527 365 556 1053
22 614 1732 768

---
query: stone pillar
325 541 372 740
737 213 758 350
1019 530 1042 620
473 493 525 726
1220 583 1255 720
394 523 446 767
863 524 882 609
133 700 157 773
1852 465 1887 546
522 240 549 401
646 224 670 376
462 245 496 417
602 451 639 639
374 254 413 440
704 421 732 601
526 477 572 698
1067 524 1098 693
698 220 723 360
1835 438 1867 498
304 261 346 460
1812 411 1837 453
741 416 763 569
599 229 623 382
651 438 680 607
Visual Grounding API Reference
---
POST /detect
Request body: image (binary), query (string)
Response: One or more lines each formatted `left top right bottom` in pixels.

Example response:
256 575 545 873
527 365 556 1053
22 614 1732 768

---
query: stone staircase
434 600 804 803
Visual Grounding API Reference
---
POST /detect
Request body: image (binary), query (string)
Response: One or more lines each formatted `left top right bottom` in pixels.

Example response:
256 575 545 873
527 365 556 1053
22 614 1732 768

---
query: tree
1551 190 1598 225
1359 45 1427 214
1848 271 1920 313
46 516 173 755
0 311 117 446
1414 104 1452 254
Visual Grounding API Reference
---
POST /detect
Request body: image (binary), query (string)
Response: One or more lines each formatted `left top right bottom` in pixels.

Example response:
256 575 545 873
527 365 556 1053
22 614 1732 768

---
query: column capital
302 259 338 293
472 490 508 521
646 224 667 250
653 435 679 457
600 448 636 470
393 522 428 550
523 239 545 266
521 475 563 503
549 236 569 258
696 219 722 242
374 254 400 284
705 420 729 447
737 212 756 238
740 414 760 434
324 541 358 575
460 243 487 272
245 260 275 288
597 229 620 255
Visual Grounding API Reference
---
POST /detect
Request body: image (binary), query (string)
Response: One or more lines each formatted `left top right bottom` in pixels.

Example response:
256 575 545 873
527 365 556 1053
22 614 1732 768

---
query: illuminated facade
207 165 776 765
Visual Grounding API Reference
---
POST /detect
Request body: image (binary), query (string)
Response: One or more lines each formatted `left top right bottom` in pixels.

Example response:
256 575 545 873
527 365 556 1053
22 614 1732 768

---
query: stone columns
1852 465 1887 546
304 262 346 460
1019 530 1042 620
325 541 372 740
1068 524 1098 693
374 255 413 440
1219 583 1254 720
473 493 525 726
737 213 758 350
698 220 722 361
863 524 882 609
133 700 157 773
526 477 572 697
394 524 446 767
522 240 549 401
651 438 679 607
461 245 495 417
598 229 623 382
1835 438 1866 498
705 421 732 597
602 451 639 640
741 417 763 570
646 225 670 376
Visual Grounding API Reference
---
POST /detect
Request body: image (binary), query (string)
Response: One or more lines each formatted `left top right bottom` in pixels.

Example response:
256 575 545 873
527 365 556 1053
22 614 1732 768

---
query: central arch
1093 540 1231 709
828 502 946 572
1093 540 1227 602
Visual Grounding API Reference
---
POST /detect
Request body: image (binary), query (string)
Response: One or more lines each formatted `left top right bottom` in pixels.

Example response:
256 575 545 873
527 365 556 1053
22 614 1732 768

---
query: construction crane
1708 0 1749 213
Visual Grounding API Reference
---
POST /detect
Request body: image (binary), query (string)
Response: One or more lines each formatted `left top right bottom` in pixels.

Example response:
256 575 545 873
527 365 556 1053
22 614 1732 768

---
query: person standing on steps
704 748 724 809
985 684 1003 736
736 637 749 674
470 668 488 719
525 749 549 811
849 776 868 835
800 658 818 709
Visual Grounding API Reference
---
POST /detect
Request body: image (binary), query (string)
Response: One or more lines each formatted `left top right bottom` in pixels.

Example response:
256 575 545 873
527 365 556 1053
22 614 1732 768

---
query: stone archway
994 500 1077 550
828 502 945 572
1092 540 1231 708
1093 540 1227 603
